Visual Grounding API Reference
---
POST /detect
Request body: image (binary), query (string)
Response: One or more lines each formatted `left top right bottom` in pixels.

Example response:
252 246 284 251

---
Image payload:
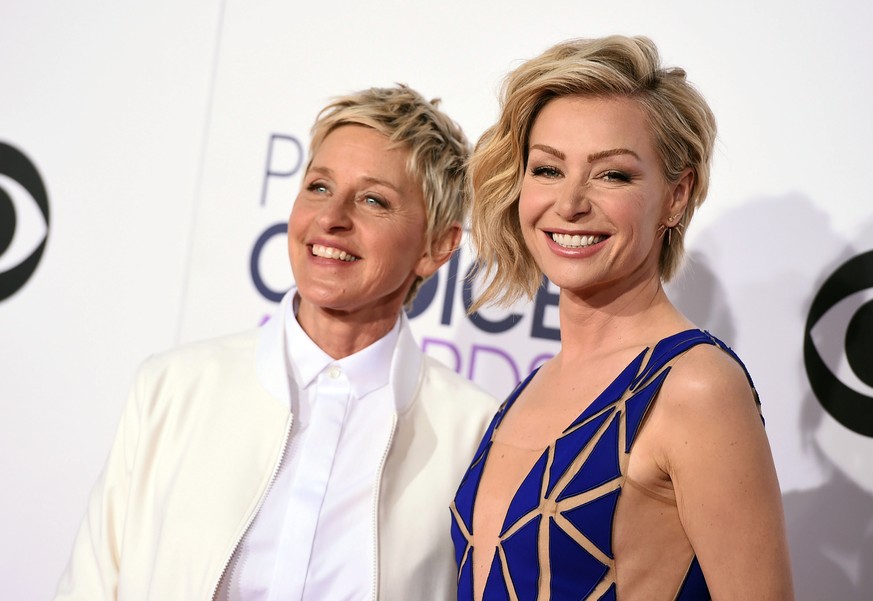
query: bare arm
660 346 794 600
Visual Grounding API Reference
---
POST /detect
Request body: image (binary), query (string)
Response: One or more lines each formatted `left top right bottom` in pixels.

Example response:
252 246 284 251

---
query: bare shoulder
645 340 768 474
656 341 759 423
645 339 774 489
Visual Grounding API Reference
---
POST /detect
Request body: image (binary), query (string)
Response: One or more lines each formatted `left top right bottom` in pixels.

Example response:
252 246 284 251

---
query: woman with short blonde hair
451 36 793 601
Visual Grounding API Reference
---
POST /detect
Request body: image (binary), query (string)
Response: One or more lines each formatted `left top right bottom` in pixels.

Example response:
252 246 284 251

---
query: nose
316 195 353 232
554 180 591 221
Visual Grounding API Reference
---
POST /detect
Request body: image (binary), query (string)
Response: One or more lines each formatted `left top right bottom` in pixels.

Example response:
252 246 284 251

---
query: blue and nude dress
450 330 759 601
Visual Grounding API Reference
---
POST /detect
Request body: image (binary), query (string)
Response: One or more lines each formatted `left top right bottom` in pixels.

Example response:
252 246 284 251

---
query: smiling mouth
551 233 607 248
311 244 360 262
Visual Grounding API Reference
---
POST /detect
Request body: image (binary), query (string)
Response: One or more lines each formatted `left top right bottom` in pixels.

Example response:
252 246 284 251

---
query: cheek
287 206 303 238
287 206 311 258
518 175 554 218
288 200 310 230
616 193 654 225
518 187 539 229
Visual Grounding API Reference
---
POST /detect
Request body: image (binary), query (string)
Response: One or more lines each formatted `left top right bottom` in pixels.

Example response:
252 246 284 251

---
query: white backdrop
2 1 872 599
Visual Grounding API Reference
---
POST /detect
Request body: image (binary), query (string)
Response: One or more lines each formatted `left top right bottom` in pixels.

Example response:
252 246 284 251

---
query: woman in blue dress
451 36 794 600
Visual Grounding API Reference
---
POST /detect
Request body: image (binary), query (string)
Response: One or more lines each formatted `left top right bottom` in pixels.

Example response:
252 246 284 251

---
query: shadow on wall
784 213 873 600
671 196 873 599
782 407 873 599
666 249 736 345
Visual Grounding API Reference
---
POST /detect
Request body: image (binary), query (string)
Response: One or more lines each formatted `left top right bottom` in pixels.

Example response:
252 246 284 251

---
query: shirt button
328 365 341 379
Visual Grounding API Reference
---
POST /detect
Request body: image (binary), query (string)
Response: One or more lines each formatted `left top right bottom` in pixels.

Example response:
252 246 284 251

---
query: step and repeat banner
3 1 872 598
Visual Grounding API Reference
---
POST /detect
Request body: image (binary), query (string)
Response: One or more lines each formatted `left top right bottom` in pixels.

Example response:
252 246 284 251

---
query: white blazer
54 302 497 600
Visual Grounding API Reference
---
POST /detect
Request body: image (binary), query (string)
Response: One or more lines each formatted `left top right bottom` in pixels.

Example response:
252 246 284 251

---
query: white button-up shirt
216 298 399 601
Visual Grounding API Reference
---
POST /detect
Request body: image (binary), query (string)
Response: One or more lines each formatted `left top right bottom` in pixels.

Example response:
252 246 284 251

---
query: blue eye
307 182 328 194
363 195 388 208
531 165 561 178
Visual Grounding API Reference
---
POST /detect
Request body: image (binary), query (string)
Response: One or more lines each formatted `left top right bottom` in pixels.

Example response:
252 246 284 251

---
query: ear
414 222 463 279
663 168 694 222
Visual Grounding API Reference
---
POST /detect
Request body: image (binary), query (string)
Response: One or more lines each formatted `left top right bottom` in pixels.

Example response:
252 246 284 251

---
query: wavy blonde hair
469 35 717 309
308 85 470 303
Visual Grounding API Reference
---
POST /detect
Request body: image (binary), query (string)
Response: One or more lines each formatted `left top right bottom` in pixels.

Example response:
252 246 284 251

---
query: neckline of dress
491 327 705 446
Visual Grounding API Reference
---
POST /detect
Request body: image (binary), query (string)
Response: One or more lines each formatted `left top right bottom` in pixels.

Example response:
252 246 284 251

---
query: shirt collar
257 289 422 414
285 293 399 399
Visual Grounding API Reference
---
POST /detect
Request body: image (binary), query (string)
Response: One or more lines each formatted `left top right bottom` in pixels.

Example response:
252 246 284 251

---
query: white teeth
311 244 359 261
551 233 606 248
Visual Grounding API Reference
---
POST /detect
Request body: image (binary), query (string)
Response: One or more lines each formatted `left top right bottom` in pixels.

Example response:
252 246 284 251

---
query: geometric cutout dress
450 330 759 601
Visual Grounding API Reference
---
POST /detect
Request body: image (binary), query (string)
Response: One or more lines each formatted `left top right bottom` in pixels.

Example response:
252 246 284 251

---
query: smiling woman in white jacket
54 85 497 601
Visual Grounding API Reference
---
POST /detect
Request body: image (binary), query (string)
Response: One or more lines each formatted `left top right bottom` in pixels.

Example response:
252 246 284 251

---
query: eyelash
531 165 562 178
362 195 388 208
530 165 632 184
601 170 631 183
305 183 389 208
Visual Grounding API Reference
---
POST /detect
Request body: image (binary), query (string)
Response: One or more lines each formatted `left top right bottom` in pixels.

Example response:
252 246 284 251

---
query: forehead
529 95 657 156
308 124 426 201
313 124 402 161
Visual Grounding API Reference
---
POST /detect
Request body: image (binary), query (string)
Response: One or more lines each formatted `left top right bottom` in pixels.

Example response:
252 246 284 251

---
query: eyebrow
308 166 402 192
529 144 565 160
587 148 640 162
528 144 640 163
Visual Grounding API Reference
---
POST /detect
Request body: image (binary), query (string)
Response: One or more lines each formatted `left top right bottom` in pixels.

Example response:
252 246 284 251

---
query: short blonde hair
307 85 470 303
470 35 717 308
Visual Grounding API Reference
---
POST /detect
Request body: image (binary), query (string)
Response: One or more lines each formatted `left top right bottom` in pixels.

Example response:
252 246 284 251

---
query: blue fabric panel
546 407 615 498
597 583 617 601
675 555 710 600
457 547 474 601
556 412 621 502
451 510 468 568
454 442 491 533
624 368 670 453
548 517 608 601
501 449 549 535
483 548 511 601
568 350 646 430
632 330 712 390
502 514 541 601
560 487 621 559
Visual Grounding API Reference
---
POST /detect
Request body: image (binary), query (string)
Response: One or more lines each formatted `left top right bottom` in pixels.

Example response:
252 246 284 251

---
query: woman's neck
295 299 400 360
555 273 690 363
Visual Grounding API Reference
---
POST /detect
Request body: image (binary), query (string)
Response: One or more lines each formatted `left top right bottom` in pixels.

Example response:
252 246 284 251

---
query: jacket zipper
370 413 397 601
209 413 295 600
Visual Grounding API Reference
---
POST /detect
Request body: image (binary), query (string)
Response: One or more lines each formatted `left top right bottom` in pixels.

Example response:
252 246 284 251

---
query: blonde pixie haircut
306 84 470 303
470 35 717 308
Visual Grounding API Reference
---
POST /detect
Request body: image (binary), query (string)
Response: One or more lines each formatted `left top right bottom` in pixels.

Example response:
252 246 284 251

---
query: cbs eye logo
0 142 49 302
804 250 873 437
